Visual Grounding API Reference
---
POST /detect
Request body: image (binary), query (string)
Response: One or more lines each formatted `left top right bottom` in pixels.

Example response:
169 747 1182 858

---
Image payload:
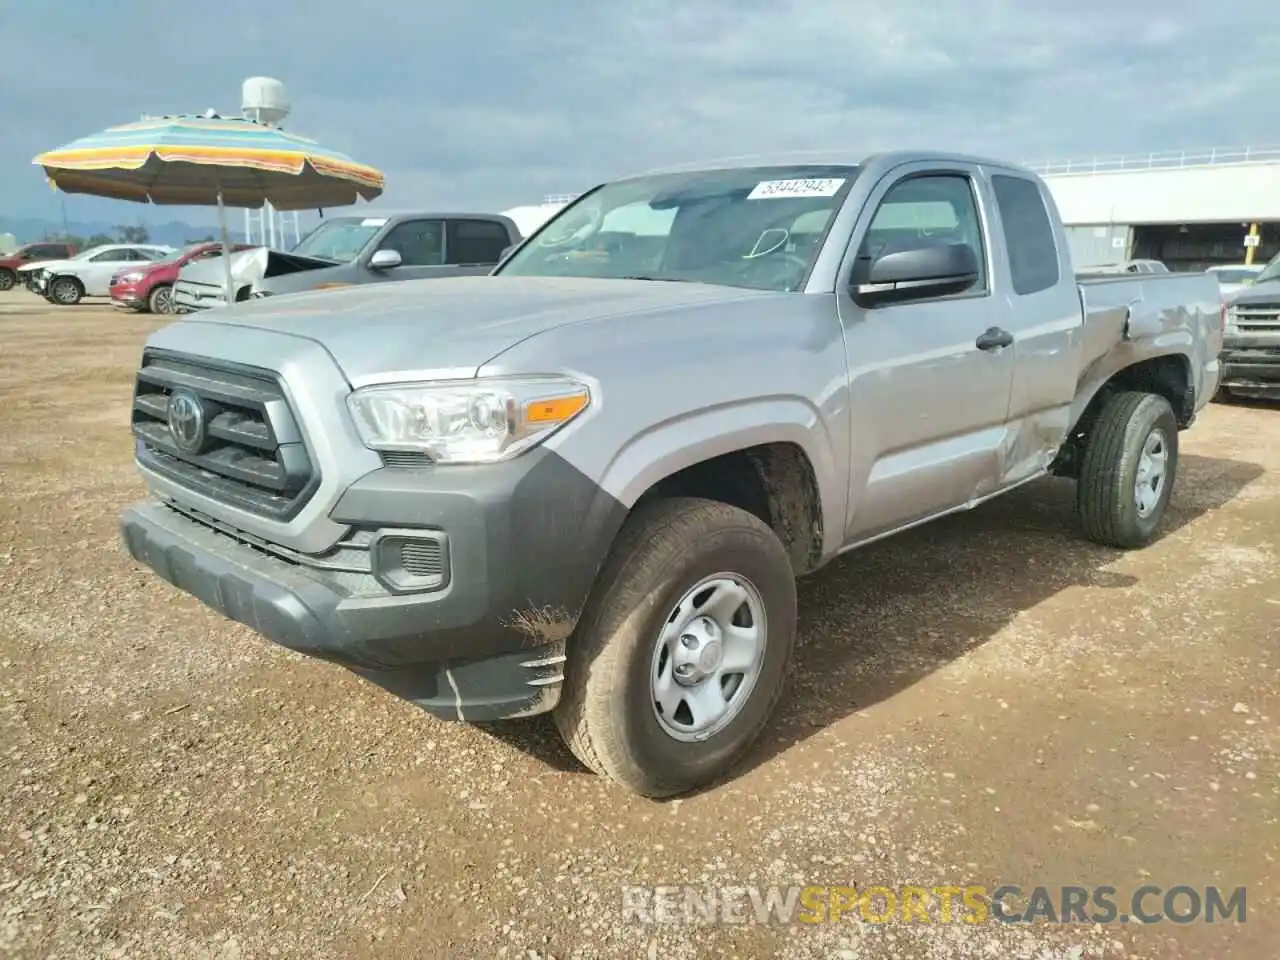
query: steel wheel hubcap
650 573 767 742
1134 428 1168 518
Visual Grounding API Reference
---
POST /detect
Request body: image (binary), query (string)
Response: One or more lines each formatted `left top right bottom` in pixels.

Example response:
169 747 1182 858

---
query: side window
91 249 124 262
378 220 444 266
990 174 1060 296
859 173 988 295
27 245 58 258
446 219 512 265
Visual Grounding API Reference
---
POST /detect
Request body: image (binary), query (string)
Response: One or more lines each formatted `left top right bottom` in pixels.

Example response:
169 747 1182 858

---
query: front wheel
554 497 797 798
0 269 15 292
147 284 174 315
1077 391 1179 549
48 276 84 306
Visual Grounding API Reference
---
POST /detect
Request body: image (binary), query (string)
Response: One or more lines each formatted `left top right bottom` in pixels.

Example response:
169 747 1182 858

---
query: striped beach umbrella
33 115 386 303
33 114 384 210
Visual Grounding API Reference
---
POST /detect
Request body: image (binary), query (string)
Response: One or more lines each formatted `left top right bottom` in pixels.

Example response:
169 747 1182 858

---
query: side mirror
854 242 979 304
369 248 402 270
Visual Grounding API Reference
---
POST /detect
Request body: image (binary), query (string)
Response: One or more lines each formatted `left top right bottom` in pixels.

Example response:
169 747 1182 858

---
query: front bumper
173 280 227 313
1220 335 1280 399
110 282 146 308
120 448 627 722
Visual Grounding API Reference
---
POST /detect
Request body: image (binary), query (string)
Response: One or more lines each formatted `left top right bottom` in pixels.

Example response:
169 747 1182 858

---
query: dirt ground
0 293 1276 960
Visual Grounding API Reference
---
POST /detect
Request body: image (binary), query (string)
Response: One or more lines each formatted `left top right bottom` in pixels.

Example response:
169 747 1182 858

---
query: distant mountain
0 216 243 247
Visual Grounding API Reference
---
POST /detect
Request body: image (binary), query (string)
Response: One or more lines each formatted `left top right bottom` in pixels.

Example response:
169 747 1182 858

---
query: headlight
117 272 144 284
347 377 591 464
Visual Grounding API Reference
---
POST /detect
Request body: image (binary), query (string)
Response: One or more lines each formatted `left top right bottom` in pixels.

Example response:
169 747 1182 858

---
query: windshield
1212 267 1260 285
289 217 383 262
152 245 203 265
496 164 860 292
1253 253 1280 286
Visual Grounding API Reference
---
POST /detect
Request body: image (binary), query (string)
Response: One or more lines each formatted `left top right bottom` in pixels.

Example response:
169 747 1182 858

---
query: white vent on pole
241 77 290 127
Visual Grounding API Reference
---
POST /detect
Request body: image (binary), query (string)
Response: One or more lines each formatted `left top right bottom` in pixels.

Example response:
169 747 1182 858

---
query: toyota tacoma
120 150 1223 798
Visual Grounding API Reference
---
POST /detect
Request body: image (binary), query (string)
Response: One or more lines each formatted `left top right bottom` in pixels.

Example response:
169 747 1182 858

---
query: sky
1 0 1277 229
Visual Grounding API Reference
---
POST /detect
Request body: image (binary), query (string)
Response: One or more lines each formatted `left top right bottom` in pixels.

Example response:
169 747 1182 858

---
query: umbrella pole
216 189 234 306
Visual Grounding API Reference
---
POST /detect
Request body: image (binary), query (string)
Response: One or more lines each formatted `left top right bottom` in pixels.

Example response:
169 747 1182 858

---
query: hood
1229 278 1280 305
178 246 335 285
18 259 72 273
176 275 781 385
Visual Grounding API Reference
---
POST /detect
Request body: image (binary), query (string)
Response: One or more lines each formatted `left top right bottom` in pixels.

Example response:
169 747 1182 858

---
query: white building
1031 146 1280 270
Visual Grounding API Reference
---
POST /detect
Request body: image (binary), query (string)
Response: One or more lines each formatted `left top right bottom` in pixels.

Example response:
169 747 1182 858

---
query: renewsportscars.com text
621 884 1246 926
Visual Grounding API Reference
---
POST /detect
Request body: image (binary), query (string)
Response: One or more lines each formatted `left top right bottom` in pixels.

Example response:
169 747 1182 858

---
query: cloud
2 0 1278 226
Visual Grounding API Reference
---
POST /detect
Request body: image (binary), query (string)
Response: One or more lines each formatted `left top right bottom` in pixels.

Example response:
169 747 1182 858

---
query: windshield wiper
620 275 691 283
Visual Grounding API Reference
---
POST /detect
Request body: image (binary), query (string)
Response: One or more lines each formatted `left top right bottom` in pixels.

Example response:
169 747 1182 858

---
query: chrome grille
131 351 318 520
1232 301 1280 333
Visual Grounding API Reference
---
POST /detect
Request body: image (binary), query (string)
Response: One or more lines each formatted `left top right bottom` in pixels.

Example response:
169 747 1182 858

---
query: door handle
975 326 1014 351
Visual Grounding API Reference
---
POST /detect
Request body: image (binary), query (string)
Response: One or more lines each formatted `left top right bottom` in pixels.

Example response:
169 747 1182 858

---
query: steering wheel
537 206 603 249
724 251 812 290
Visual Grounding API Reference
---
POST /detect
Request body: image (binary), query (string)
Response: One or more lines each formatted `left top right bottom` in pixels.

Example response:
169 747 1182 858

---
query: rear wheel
0 268 14 292
48 276 84 306
148 284 173 315
554 497 797 798
1077 391 1179 549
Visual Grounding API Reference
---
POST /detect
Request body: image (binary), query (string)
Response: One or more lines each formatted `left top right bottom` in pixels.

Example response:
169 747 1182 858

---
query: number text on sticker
747 178 846 200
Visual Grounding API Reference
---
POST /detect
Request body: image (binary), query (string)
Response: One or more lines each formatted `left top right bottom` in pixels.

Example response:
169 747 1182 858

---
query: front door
364 219 446 282
83 248 141 296
836 165 1017 543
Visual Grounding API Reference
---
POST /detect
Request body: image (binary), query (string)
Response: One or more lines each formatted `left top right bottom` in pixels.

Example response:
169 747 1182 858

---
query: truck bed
1073 271 1223 425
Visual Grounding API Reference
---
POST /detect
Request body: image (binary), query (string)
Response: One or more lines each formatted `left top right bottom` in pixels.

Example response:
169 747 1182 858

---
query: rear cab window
990 174 1060 295
446 219 512 265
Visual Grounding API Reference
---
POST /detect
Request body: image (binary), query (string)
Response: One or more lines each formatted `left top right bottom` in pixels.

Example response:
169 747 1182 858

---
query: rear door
444 218 513 276
835 161 1018 542
984 171 1084 487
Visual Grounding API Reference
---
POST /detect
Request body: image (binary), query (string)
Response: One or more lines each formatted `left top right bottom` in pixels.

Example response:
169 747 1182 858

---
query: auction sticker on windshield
748 178 845 200
361 218 388 227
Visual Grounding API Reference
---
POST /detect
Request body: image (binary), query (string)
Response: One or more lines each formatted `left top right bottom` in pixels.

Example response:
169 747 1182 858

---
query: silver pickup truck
172 211 521 312
120 150 1222 798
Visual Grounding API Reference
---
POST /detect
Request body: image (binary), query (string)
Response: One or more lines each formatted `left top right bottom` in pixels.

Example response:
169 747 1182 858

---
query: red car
110 241 252 314
0 241 79 292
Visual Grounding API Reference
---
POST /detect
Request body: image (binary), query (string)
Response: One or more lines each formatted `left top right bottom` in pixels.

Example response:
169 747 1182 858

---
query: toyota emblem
166 389 206 453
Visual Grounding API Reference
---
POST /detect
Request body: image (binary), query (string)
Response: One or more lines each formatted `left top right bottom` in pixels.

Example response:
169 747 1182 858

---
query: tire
553 496 797 798
1077 391 1179 549
0 268 14 292
147 284 173 315
1213 385 1234 403
48 275 84 306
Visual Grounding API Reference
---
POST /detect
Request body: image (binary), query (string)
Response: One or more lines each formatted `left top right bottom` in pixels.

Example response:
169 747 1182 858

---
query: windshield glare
497 165 860 292
290 218 381 262
1253 253 1280 285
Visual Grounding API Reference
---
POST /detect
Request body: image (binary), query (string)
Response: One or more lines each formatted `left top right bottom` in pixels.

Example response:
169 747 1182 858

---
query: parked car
110 242 255 315
172 212 522 312
20 244 174 305
1218 251 1280 400
0 240 79 292
120 149 1222 798
1205 263 1264 303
